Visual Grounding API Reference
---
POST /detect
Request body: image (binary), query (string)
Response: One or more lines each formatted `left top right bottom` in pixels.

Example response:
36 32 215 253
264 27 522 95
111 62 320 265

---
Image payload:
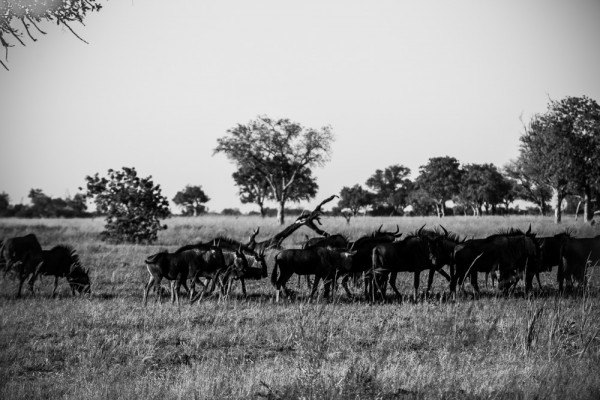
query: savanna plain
1 215 600 400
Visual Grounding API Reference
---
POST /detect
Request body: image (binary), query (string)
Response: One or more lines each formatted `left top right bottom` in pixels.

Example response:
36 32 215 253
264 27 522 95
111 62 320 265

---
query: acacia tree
457 163 512 216
232 166 271 217
504 159 551 216
338 184 372 216
173 185 210 216
0 0 103 71
233 165 317 218
519 96 600 223
365 164 412 215
415 156 462 217
84 167 170 243
215 115 334 224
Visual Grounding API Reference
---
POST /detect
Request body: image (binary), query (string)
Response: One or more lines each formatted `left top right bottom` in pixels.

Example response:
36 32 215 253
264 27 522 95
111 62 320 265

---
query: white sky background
1 0 600 213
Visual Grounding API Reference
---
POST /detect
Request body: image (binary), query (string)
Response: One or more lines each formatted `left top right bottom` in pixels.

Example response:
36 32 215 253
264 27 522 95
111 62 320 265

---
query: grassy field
1 215 600 399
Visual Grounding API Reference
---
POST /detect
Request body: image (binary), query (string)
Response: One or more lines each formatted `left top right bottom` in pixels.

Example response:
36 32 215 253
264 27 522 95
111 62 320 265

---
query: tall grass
1 216 599 399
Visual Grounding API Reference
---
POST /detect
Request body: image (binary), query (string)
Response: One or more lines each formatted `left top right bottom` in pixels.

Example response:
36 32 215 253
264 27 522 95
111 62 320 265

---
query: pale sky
1 0 599 213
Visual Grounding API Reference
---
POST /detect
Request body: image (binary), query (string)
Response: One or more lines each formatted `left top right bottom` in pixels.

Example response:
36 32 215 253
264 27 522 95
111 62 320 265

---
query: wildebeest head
68 266 91 294
66 249 91 294
252 248 269 278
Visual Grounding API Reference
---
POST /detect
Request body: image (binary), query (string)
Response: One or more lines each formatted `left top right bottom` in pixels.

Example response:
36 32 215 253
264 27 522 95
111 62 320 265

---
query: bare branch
57 18 89 44
20 18 37 42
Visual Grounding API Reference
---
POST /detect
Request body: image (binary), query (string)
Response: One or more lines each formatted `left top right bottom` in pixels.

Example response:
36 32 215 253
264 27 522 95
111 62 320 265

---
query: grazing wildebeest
425 226 465 288
221 248 269 296
271 247 354 302
143 244 227 305
31 245 91 297
558 235 600 291
1 234 43 297
452 227 540 296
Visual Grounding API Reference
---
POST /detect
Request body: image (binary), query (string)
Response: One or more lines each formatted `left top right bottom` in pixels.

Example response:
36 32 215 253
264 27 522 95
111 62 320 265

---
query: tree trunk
583 185 593 222
553 188 563 224
575 199 582 221
259 204 266 218
277 200 285 225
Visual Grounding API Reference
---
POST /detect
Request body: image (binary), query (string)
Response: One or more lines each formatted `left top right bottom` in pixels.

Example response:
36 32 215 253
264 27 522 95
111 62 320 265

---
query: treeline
0 189 89 218
333 158 580 218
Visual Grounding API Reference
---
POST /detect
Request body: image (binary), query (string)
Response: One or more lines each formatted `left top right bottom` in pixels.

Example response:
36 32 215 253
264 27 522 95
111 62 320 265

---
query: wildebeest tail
271 255 279 287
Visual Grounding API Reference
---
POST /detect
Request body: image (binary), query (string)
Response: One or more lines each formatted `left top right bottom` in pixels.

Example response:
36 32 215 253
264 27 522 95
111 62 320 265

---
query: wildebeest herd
1 225 599 304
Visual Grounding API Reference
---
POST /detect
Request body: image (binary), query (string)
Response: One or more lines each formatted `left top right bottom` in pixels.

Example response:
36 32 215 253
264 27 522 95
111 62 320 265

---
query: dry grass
1 215 599 399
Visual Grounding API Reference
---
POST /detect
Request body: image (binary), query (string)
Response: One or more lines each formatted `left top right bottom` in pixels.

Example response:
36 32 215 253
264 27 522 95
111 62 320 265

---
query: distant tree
365 164 412 215
221 208 242 216
504 160 552 216
84 167 170 243
232 166 271 217
407 186 436 216
215 115 334 224
28 188 53 217
458 164 512 216
415 156 462 217
519 96 600 223
0 192 9 215
173 185 210 216
0 0 104 71
338 184 372 216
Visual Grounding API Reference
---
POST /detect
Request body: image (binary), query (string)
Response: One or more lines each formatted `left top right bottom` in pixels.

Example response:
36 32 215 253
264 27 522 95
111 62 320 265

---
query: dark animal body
221 248 269 296
371 235 439 301
143 244 227 305
32 245 91 297
271 247 353 301
1 234 43 297
559 236 600 291
452 228 540 295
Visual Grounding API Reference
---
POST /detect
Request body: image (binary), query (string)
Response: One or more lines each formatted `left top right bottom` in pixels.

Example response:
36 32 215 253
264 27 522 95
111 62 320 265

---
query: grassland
1 215 599 399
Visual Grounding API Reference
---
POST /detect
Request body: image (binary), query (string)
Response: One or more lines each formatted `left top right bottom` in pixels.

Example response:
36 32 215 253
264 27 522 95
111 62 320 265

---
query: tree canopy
173 185 210 216
415 156 462 217
519 96 600 223
0 0 103 70
338 184 372 216
215 115 334 224
84 167 170 243
365 164 412 215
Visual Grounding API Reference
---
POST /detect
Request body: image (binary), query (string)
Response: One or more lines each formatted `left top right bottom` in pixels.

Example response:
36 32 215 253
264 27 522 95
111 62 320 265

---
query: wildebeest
143 243 227 305
452 227 540 296
221 248 269 296
558 235 600 291
271 247 354 302
30 245 91 297
370 226 452 301
1 233 44 297
302 234 349 249
338 226 402 298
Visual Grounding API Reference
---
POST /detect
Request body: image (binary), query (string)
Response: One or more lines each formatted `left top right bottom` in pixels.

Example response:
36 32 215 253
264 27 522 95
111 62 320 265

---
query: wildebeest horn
377 224 383 233
418 224 425 236
393 225 400 236
526 224 531 235
439 225 448 237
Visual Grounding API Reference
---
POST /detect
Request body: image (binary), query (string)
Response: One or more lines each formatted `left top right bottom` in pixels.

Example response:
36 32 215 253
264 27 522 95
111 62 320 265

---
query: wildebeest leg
426 269 436 295
340 274 354 298
388 272 402 298
52 276 60 298
413 271 421 302
535 273 542 290
143 276 155 306
309 275 322 300
470 272 480 297
240 278 247 297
